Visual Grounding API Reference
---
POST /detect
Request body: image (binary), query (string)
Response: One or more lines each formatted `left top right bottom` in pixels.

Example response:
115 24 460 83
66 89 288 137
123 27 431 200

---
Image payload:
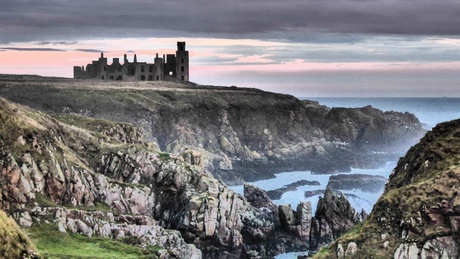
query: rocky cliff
244 184 364 255
0 75 425 184
0 97 341 258
0 97 202 258
313 119 460 258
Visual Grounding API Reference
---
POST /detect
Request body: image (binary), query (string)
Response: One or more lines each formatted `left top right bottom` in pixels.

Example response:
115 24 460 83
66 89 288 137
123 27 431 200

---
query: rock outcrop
326 174 387 192
313 119 460 258
267 180 320 200
244 183 277 212
309 188 366 250
0 75 425 183
242 181 370 255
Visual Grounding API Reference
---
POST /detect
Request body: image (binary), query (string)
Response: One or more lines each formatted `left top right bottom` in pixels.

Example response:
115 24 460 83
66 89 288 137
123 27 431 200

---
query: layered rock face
0 97 294 258
0 75 425 183
1 97 366 258
313 119 460 259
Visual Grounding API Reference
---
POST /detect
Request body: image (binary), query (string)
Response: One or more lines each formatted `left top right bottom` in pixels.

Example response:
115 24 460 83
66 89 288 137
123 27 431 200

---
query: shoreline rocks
326 174 387 193
267 180 321 200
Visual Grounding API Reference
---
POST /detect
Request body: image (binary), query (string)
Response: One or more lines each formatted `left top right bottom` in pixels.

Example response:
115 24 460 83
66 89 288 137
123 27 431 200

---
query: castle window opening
181 66 184 72
141 75 145 81
110 76 114 80
128 66 135 75
149 65 153 72
104 66 106 71
181 58 184 63
148 75 153 80
156 76 159 80
102 75 105 80
141 65 145 72
181 76 184 80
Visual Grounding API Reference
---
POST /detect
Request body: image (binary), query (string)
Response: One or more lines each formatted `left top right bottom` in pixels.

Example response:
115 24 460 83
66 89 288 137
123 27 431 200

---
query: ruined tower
98 53 108 80
175 42 189 81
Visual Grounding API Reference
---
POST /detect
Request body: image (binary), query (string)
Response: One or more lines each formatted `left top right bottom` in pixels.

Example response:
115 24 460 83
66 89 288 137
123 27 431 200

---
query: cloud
2 0 460 44
234 55 274 64
74 48 104 53
37 41 78 45
0 47 65 52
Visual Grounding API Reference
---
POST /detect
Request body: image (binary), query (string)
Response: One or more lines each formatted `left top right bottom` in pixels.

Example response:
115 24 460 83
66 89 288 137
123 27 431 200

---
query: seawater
306 97 460 129
229 98 460 258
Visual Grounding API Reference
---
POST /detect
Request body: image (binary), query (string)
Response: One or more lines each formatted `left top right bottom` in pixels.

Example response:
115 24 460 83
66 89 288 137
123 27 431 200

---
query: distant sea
303 97 460 129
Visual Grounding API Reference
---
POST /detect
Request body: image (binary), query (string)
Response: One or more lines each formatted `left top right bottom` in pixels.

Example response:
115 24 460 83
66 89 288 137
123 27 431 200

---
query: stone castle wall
74 41 189 82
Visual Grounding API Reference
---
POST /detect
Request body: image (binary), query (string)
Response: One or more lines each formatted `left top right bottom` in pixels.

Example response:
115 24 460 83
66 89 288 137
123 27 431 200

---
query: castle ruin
73 41 189 81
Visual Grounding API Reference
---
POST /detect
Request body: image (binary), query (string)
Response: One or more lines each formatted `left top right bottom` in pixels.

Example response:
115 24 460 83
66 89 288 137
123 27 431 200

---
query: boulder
244 183 277 212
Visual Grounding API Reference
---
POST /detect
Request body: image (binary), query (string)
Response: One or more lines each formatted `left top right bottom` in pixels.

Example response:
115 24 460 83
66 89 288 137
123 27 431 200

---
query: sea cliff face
0 75 426 184
1 97 356 258
313 119 460 258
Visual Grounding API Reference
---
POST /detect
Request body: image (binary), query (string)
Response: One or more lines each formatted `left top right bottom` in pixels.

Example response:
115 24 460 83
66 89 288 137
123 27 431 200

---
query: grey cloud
193 56 239 65
2 0 460 43
0 47 65 51
38 41 78 45
74 48 104 53
206 36 460 65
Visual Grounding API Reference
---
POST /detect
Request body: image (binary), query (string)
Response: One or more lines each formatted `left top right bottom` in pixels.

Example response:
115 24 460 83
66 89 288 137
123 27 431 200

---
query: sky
2 0 460 97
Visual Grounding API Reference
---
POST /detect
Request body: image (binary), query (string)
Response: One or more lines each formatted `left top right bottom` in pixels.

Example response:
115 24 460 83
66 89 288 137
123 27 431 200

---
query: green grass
27 223 162 258
158 152 171 161
312 246 332 259
340 222 364 239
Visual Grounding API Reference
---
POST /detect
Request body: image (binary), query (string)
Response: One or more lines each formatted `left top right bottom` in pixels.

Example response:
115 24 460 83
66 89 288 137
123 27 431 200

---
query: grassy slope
0 210 37 258
312 119 460 258
27 223 160 259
